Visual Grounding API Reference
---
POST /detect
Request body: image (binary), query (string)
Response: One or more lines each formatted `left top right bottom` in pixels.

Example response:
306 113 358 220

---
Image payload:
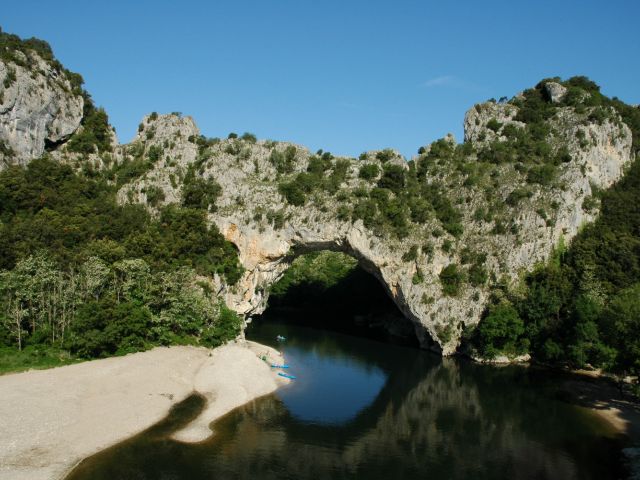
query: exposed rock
115 113 200 206
0 52 83 166
544 81 568 103
463 101 524 145
115 102 632 355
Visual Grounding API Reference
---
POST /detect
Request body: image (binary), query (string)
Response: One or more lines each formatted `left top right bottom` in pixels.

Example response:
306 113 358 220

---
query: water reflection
66 320 626 480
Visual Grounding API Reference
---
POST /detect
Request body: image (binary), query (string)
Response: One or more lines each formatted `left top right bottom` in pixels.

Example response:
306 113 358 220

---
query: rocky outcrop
115 113 200 206
544 82 568 103
0 51 84 166
115 96 633 355
463 101 524 145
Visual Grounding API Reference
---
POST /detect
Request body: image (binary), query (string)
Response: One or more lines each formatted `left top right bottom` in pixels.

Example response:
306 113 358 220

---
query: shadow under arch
259 244 436 350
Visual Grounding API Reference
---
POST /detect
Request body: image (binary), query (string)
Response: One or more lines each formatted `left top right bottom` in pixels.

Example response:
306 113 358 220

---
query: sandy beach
0 341 287 480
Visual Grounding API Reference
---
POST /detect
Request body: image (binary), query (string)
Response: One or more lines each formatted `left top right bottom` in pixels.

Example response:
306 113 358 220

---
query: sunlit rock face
0 52 83 166
113 95 631 354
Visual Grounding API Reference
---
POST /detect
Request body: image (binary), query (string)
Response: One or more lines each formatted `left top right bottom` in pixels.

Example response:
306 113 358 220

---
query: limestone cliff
112 89 633 355
0 48 84 166
0 49 633 355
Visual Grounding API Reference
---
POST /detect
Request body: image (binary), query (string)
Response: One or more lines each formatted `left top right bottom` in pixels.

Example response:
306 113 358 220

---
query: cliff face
0 50 84 166
1 51 633 355
112 94 632 354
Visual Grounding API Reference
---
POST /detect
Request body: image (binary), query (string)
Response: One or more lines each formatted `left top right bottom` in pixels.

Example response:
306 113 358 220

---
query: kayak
271 364 290 369
278 372 296 380
276 335 286 342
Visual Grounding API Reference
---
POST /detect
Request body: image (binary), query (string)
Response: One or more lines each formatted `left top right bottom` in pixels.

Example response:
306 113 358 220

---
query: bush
278 181 305 206
269 146 297 174
506 188 532 206
402 245 418 262
201 304 242 347
376 149 394 163
440 264 464 296
67 299 153 358
359 163 379 181
145 185 165 207
241 132 257 143
487 118 503 133
67 98 112 154
181 171 222 211
377 164 405 194
527 164 556 185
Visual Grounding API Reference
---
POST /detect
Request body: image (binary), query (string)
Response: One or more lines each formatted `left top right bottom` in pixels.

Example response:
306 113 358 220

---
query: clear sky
3 1 639 158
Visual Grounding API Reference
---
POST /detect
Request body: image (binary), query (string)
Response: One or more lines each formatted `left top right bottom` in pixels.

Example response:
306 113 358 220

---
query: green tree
475 301 526 358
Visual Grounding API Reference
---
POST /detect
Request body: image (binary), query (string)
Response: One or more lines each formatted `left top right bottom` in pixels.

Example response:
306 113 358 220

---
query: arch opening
249 250 420 347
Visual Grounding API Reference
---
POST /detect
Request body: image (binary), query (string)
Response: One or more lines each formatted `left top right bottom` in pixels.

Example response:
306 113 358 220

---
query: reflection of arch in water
66 349 626 480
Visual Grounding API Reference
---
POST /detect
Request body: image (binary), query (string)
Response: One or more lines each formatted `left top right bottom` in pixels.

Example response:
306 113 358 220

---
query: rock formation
0 44 634 355
0 51 83 166
113 100 632 355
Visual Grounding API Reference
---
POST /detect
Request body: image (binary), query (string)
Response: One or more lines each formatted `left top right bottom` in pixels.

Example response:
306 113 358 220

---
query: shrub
359 163 379 181
468 263 488 287
278 181 305 206
241 132 257 143
402 245 418 262
201 304 242 347
181 171 222 211
487 118 503 133
527 164 556 185
377 164 405 194
440 264 464 296
146 185 165 207
506 188 532 206
266 210 285 229
67 98 112 154
269 146 297 174
376 149 394 163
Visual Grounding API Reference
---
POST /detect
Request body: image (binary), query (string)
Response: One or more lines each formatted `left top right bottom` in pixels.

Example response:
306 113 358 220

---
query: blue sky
3 1 639 157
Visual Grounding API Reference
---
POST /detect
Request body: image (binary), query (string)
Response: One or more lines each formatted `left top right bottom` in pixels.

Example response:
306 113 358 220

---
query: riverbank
0 341 288 480
557 373 640 439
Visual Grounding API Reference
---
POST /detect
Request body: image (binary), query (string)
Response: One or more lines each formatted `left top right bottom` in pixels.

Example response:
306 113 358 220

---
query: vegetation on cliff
471 79 640 375
0 157 243 370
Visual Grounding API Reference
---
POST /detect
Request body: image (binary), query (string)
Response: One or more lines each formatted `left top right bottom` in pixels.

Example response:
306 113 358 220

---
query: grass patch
0 346 83 375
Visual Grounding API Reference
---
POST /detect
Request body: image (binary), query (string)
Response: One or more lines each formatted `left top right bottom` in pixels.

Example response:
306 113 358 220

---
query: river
65 315 627 479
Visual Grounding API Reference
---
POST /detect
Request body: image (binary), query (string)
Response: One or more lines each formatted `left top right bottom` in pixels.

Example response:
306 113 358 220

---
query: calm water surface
66 318 627 479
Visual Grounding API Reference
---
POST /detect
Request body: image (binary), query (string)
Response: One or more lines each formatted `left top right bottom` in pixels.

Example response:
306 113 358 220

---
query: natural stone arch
0 49 634 357
220 227 437 351
112 95 632 355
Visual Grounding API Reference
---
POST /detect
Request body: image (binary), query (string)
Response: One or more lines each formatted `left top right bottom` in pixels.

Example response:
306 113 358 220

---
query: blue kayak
271 364 290 369
278 372 296 380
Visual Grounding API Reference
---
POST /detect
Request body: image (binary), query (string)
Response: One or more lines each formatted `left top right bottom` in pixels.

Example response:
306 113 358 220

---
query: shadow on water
65 316 631 480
